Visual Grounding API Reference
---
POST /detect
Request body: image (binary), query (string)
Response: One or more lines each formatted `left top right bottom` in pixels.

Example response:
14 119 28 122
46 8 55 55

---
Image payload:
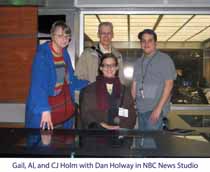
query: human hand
41 133 52 145
149 107 162 125
100 122 120 130
40 111 54 130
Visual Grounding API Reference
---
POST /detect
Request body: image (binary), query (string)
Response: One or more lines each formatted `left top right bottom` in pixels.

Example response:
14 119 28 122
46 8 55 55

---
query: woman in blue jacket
25 21 88 130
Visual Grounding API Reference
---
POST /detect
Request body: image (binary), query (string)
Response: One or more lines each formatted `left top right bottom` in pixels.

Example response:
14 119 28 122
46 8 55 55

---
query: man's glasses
100 32 112 36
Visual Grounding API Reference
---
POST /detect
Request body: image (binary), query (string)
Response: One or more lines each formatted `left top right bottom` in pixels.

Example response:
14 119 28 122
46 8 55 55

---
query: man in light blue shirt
131 29 176 131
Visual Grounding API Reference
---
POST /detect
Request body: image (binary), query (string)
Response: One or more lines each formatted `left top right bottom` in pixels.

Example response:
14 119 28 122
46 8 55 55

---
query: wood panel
0 123 24 128
0 38 36 102
0 7 37 35
0 7 38 102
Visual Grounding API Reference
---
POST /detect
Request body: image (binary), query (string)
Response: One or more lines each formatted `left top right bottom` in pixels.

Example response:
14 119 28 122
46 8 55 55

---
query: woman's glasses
101 64 117 69
54 34 71 40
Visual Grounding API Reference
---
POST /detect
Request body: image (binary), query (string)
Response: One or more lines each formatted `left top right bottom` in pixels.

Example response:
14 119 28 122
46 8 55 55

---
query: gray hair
50 20 71 36
98 22 113 34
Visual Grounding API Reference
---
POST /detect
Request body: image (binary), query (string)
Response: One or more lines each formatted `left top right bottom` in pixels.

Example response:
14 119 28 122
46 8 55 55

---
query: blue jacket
25 42 88 128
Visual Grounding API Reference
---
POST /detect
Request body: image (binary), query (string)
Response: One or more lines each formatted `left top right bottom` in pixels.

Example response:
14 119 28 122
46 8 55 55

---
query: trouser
138 111 163 131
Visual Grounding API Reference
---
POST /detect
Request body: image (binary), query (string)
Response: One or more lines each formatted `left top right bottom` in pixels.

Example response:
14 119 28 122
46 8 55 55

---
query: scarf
96 75 121 111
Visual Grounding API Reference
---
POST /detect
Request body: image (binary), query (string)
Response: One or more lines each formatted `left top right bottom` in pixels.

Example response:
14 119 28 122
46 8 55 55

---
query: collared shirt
99 43 111 54
133 50 177 114
106 83 113 95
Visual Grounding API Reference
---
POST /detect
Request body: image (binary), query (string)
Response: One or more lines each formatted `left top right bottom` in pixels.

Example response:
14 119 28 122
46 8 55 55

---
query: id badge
140 89 145 99
118 107 128 117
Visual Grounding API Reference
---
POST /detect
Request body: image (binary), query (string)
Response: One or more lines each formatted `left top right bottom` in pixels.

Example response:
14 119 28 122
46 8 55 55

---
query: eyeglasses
54 34 71 40
101 64 117 69
100 32 112 36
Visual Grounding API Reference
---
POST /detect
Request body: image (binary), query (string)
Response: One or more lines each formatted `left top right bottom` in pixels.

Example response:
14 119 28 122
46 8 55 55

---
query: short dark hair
138 29 157 42
98 53 119 76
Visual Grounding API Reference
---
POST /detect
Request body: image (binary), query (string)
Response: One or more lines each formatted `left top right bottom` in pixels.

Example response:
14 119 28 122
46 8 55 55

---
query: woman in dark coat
80 53 136 130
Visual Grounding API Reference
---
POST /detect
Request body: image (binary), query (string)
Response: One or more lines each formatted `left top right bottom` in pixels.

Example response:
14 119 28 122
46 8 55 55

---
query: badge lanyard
140 52 156 98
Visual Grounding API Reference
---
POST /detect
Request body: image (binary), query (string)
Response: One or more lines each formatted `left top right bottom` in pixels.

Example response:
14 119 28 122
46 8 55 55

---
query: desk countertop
0 128 210 158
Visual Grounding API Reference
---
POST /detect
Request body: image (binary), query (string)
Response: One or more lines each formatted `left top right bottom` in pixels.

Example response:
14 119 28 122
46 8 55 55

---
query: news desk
0 128 210 157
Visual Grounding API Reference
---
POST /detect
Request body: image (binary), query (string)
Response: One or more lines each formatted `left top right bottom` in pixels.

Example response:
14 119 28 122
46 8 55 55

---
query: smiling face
51 26 71 51
140 33 157 56
100 57 118 78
